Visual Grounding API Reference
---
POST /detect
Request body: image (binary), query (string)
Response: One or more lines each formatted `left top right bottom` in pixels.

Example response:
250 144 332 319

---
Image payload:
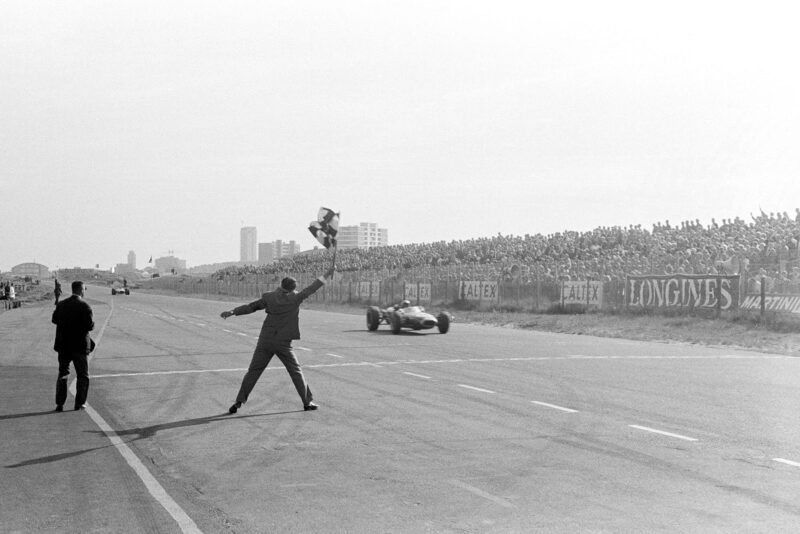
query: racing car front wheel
366 306 381 331
390 312 403 334
437 312 451 334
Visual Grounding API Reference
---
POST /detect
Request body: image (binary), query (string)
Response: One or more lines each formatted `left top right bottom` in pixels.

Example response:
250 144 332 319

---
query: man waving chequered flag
308 207 340 249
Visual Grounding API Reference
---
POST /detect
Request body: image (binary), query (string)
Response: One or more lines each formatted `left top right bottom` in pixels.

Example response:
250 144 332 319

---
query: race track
3 286 800 533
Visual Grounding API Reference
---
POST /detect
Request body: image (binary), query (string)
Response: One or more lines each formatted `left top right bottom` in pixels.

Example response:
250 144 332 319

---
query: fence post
716 274 721 319
586 278 590 310
624 277 629 311
760 276 766 323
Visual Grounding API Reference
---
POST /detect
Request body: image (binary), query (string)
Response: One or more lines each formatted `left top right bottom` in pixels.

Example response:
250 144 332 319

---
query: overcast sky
2 1 798 272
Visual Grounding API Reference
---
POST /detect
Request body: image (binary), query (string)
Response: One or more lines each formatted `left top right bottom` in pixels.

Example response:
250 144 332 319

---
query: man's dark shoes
74 404 86 411
304 402 319 411
229 401 242 414
54 405 63 412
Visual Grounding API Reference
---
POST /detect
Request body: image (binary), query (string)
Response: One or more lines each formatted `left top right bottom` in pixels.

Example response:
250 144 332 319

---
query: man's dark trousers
235 339 312 406
56 351 89 409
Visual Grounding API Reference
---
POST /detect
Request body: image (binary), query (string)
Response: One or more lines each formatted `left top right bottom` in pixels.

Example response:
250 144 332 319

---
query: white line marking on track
93 368 248 378
74 298 203 533
531 401 578 413
773 458 800 468
449 479 514 508
222 329 232 333
403 372 431 379
458 384 495 394
88 408 203 533
90 352 792 380
236 332 248 337
325 353 344 358
629 424 698 442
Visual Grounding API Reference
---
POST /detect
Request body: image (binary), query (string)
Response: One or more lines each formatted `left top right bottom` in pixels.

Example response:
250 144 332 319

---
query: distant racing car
111 284 130 295
366 303 452 334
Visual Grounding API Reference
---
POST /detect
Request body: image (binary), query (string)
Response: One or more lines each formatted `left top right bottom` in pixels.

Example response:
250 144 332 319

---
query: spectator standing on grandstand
221 267 335 414
54 279 62 305
52 281 94 411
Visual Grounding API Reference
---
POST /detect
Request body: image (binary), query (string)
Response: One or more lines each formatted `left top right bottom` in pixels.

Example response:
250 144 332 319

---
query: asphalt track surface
3 286 800 533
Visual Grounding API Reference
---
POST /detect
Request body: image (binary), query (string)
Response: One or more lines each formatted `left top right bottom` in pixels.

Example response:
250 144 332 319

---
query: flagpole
331 209 339 276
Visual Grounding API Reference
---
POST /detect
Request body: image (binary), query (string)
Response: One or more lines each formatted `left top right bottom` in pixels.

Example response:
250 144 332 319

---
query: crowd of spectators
214 209 800 291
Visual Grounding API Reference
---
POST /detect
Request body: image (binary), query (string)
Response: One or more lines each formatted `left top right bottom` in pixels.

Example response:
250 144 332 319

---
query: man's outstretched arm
221 298 266 319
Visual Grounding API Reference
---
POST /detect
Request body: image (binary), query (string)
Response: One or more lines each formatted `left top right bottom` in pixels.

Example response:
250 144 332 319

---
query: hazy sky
2 1 799 271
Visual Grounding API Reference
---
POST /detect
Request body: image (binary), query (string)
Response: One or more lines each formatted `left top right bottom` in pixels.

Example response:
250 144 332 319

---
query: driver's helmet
400 299 411 308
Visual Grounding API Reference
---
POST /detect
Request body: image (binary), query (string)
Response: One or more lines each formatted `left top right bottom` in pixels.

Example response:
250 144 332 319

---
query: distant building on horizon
127 250 136 270
240 226 257 263
11 262 50 278
337 222 388 249
114 263 135 275
154 255 187 274
258 240 301 264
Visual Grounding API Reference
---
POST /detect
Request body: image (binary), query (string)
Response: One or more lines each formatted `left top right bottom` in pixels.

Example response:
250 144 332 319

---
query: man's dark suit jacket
232 278 325 341
52 295 95 354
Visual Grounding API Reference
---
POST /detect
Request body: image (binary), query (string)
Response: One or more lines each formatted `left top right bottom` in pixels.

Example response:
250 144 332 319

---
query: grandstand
212 210 800 293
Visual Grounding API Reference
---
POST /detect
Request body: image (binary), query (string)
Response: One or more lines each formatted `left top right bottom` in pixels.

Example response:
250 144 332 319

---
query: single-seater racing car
366 300 452 334
111 283 130 295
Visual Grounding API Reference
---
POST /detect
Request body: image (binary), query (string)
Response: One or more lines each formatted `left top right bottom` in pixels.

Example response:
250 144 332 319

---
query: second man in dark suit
52 280 95 411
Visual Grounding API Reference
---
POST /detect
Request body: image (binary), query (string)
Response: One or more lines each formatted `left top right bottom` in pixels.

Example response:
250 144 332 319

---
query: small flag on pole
148 256 153 263
308 207 340 249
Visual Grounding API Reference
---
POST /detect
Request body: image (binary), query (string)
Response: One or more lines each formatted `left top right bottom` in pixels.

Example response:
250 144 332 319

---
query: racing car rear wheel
366 306 381 331
111 289 117 295
437 312 451 334
390 311 402 334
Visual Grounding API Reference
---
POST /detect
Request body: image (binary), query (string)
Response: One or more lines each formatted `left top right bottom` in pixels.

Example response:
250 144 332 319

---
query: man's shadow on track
0 409 63 421
4 410 299 468
101 410 301 440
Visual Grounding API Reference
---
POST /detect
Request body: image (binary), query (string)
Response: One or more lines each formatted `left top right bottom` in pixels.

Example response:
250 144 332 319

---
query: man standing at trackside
221 267 334 414
54 278 62 305
52 281 94 411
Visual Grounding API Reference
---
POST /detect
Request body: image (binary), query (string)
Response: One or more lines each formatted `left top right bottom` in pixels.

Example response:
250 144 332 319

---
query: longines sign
626 275 740 310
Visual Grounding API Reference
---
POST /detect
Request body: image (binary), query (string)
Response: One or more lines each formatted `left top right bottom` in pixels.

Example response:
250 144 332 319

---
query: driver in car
388 299 411 311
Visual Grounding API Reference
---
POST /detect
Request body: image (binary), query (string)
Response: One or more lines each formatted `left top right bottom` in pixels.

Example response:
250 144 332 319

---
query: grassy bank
293 301 800 358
